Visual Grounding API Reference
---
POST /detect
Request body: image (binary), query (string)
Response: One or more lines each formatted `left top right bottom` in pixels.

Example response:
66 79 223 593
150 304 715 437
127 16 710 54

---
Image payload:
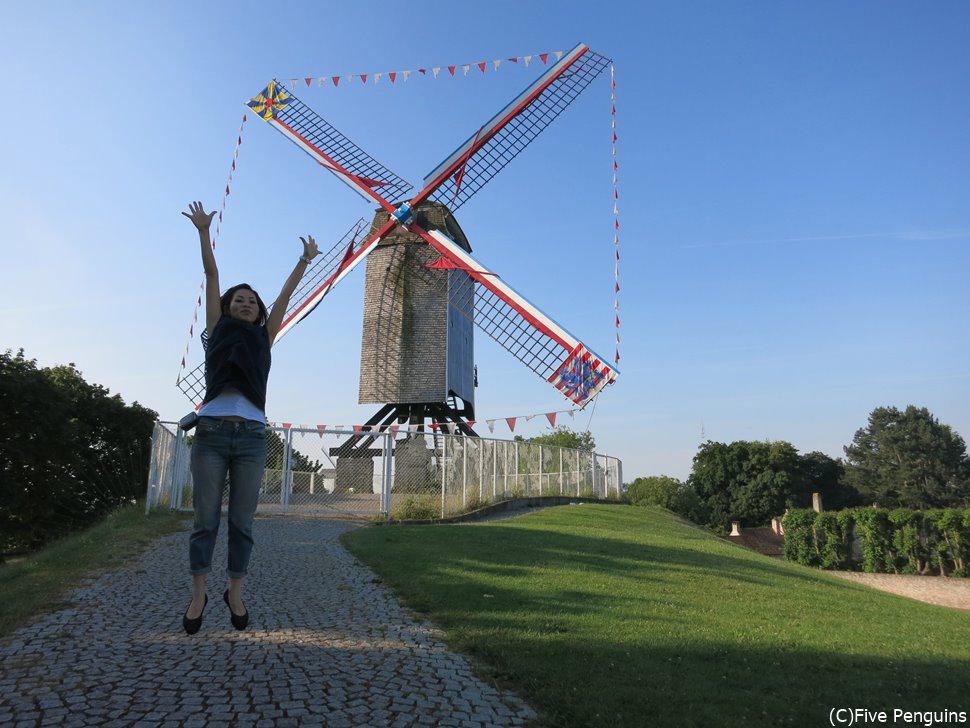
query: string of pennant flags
177 113 248 381
268 407 581 436
611 64 620 366
284 49 567 90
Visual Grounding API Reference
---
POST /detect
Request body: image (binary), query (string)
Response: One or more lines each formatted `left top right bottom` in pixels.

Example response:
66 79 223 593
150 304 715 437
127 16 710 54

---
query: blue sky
2 1 968 481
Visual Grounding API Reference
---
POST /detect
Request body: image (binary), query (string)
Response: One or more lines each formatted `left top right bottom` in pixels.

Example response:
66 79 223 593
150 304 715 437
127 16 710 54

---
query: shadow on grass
345 508 970 728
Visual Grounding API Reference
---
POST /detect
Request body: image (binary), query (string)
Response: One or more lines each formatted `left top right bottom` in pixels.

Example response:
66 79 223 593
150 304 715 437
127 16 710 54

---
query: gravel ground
0 517 537 727
828 571 970 611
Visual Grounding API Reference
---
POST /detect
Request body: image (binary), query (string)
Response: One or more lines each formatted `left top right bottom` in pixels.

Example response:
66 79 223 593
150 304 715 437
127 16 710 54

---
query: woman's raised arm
182 201 222 335
265 235 320 345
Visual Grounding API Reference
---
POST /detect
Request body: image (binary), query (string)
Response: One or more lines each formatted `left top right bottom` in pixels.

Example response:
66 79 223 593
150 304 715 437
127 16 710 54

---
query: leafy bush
783 507 970 576
1 351 157 554
392 495 441 521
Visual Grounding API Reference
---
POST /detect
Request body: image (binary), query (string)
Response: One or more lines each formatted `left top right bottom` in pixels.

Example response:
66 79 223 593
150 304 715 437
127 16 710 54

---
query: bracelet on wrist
299 255 312 264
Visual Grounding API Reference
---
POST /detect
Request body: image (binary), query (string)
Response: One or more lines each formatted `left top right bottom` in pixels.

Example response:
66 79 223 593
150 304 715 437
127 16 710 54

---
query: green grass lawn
0 504 188 637
342 504 970 728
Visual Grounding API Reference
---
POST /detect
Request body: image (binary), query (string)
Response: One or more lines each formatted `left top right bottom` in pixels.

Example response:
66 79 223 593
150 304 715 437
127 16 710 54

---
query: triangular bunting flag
462 64 470 75
487 420 496 433
304 77 312 87
555 51 563 60
508 56 518 63
289 79 297 89
524 55 532 67
506 417 517 432
546 412 557 427
389 72 397 83
317 77 326 87
353 425 363 432
418 68 427 75
477 62 486 73
332 77 340 87
430 422 440 431
432 67 440 77
282 422 292 429
360 74 368 84
403 70 411 81
540 53 549 64
448 66 456 76
316 425 326 438
493 60 501 71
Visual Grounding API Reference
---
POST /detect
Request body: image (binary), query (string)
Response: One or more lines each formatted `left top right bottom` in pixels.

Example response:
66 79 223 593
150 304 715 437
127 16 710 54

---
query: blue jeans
189 417 267 578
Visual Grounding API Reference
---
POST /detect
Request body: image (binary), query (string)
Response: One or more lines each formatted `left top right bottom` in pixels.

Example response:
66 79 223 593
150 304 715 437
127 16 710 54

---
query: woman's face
228 289 260 323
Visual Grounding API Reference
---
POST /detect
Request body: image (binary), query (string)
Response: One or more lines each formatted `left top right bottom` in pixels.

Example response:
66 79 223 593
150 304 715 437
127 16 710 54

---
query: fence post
514 440 519 494
172 428 187 510
462 436 468 507
281 427 293 509
591 452 596 497
535 444 540 495
441 434 448 518
381 431 393 517
559 447 564 495
492 440 497 500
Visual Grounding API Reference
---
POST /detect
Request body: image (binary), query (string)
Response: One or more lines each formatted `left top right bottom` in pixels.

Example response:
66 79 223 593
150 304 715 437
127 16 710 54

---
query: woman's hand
182 201 217 231
300 235 320 260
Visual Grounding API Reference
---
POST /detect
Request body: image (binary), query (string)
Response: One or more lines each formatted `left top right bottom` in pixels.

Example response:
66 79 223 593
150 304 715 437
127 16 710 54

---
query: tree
624 475 697 514
520 426 595 452
0 350 157 553
799 451 862 511
686 440 811 530
843 405 970 509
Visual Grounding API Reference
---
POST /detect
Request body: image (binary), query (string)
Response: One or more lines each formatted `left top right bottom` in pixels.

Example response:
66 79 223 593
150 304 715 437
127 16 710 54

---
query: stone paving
0 517 538 727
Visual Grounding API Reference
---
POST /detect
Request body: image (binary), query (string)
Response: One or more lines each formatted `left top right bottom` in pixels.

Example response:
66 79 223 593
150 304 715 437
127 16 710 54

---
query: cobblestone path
0 518 537 727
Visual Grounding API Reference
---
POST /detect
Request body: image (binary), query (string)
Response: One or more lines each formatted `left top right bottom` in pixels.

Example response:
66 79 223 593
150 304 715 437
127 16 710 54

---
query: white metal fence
146 421 623 519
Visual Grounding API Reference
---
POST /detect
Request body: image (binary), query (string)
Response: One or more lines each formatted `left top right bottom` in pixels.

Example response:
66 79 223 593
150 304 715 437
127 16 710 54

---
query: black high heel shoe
182 594 208 635
223 589 249 630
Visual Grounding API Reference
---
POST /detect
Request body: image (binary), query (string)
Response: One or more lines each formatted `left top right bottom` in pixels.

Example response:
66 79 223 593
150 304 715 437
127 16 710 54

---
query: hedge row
782 508 970 576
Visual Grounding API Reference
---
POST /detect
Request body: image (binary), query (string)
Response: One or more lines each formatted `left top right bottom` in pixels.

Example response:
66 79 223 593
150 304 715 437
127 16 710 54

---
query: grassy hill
342 504 970 728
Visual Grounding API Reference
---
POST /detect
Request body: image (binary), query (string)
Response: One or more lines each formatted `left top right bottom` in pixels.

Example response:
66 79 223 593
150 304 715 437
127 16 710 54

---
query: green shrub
783 507 970 576
782 510 820 567
393 495 440 521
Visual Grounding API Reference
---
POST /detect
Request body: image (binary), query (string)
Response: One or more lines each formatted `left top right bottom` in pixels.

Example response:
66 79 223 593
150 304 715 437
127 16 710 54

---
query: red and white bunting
284 50 565 92
506 417 517 432
177 113 247 384
611 63 620 366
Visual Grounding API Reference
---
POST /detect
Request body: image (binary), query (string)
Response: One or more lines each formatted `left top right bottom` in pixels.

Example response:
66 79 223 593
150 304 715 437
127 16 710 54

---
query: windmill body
359 203 475 423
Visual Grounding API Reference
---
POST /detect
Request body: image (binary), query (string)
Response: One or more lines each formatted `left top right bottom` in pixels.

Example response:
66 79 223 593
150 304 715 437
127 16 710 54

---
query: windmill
178 43 619 439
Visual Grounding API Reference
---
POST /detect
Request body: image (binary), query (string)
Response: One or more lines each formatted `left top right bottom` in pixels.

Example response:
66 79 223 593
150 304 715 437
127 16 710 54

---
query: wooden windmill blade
418 43 612 212
273 218 370 342
247 80 412 208
417 225 618 407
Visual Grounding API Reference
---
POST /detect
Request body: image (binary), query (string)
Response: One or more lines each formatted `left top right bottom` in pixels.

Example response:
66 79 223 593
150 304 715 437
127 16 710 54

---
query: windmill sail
420 43 612 212
248 80 412 207
419 227 617 406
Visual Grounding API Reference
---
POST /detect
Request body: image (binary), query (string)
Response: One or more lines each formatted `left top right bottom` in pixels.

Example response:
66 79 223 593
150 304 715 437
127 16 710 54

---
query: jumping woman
180 200 318 634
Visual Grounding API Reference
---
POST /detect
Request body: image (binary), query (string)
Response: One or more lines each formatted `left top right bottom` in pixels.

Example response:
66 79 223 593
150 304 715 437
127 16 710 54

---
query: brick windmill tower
358 202 477 434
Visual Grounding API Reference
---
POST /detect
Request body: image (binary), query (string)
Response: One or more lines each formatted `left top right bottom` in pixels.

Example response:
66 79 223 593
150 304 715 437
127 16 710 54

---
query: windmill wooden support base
329 400 478 460
328 400 477 495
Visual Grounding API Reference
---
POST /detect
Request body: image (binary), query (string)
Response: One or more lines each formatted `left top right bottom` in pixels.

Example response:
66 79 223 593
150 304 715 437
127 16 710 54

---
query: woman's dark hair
221 283 269 326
